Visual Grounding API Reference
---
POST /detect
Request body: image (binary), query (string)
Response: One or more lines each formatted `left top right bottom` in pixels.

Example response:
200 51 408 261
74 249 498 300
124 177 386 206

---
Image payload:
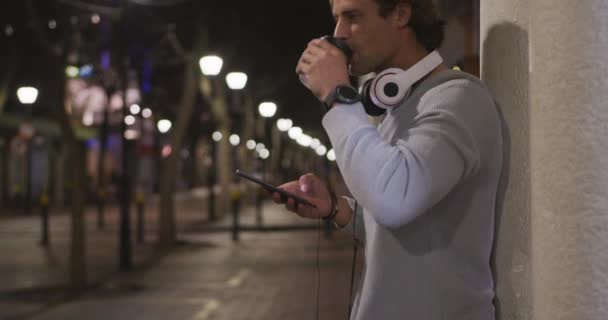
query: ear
393 1 412 28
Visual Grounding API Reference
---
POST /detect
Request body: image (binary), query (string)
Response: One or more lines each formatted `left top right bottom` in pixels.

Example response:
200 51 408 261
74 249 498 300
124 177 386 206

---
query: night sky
0 0 337 138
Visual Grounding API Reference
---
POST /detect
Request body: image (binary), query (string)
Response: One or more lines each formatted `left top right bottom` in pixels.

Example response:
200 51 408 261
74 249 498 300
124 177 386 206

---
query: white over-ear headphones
361 50 443 116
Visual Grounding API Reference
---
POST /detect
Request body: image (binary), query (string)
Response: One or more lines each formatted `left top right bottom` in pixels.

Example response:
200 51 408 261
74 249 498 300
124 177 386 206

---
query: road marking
226 268 250 288
192 299 220 320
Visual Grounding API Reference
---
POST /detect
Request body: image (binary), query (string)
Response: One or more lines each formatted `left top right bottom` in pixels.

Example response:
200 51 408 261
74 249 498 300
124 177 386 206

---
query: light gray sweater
322 70 503 320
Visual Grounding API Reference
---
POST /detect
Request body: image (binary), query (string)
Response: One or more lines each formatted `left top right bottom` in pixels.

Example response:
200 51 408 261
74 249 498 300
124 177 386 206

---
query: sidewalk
0 194 360 320
0 192 212 319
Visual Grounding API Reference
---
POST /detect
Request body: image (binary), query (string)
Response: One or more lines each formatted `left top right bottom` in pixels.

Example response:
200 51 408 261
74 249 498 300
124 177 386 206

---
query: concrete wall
480 1 532 319
530 1 608 319
482 1 608 319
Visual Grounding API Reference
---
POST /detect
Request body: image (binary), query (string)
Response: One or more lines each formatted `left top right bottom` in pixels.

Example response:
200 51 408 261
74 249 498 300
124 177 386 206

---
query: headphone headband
393 50 443 91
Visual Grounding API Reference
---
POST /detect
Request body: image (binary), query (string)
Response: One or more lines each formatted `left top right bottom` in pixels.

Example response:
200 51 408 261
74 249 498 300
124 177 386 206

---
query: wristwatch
323 85 361 111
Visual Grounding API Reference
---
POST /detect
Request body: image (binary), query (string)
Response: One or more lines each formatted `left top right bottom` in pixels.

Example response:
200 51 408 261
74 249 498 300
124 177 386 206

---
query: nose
333 18 350 39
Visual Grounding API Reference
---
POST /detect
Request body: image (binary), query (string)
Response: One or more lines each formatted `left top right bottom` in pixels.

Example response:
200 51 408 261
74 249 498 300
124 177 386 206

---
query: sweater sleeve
322 82 481 230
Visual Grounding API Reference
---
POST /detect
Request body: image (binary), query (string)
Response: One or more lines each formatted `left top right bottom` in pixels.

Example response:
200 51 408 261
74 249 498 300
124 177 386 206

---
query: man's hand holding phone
272 174 333 220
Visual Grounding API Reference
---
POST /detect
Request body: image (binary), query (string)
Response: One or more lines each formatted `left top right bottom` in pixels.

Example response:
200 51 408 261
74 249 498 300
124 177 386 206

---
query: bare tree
157 23 209 248
25 0 89 290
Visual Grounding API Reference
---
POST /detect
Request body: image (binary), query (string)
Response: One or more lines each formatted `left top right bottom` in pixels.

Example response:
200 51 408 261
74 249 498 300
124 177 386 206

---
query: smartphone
235 169 317 208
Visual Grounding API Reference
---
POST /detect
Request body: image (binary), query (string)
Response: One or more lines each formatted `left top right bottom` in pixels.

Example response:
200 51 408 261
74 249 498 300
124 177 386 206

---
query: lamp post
226 71 247 240
225 72 247 179
257 102 277 178
258 102 277 161
17 87 38 215
254 102 276 226
276 118 292 181
199 55 223 221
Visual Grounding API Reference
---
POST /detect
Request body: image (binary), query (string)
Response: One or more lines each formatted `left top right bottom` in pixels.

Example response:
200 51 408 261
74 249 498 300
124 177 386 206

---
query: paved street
0 193 360 320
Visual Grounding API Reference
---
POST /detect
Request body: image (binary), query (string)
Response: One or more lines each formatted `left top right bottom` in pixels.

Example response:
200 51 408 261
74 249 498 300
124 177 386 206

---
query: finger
316 38 335 51
271 192 283 204
308 38 323 48
315 39 348 62
298 173 317 194
286 197 297 212
306 43 325 56
297 56 311 71
278 181 300 194
295 59 311 75
310 38 325 49
297 45 324 72
297 202 315 216
301 51 317 64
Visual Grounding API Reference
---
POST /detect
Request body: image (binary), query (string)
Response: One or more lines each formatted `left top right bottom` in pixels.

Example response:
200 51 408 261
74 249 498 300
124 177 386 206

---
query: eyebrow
333 9 362 21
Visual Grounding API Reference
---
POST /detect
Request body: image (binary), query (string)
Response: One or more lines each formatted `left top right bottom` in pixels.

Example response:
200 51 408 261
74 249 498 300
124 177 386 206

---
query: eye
344 12 360 22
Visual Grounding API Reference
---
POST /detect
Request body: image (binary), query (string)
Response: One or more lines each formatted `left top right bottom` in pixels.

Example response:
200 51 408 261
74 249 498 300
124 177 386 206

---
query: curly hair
375 0 445 51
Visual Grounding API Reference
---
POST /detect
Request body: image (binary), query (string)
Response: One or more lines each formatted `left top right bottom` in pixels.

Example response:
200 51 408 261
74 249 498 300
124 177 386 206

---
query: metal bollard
208 184 216 221
97 189 105 229
231 188 241 242
40 193 50 246
136 191 145 244
255 187 263 227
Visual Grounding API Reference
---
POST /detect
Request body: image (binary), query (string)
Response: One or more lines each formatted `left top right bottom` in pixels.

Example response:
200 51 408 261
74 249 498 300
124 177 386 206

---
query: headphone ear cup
370 68 408 109
361 79 387 116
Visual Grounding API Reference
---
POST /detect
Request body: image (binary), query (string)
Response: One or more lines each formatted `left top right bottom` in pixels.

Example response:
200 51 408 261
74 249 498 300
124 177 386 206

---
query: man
274 0 503 319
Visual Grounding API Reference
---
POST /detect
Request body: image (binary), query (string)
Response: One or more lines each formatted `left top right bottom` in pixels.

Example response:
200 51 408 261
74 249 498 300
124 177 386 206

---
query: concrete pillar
483 1 608 319
480 1 532 319
530 1 608 319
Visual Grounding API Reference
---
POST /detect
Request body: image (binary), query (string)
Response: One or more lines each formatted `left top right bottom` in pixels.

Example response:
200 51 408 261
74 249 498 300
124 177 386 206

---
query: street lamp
17 87 39 104
129 104 141 115
296 134 312 147
199 55 223 76
276 118 293 132
246 140 256 150
212 131 222 142
65 66 79 78
142 108 152 118
157 119 172 133
327 149 336 162
258 148 270 160
288 126 302 140
225 72 248 90
316 145 328 156
226 73 247 235
16 86 39 215
199 56 224 222
229 134 240 146
258 102 277 118
226 72 247 187
124 115 136 126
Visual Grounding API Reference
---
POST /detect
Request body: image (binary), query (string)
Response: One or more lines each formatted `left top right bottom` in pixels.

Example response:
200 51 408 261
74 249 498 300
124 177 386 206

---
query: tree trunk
51 59 87 290
201 76 232 218
0 49 17 114
158 27 208 249
240 93 256 174
69 140 86 289
25 0 87 290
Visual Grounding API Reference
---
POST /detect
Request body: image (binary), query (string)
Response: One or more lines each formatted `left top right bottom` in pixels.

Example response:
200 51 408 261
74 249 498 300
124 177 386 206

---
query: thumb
298 174 317 194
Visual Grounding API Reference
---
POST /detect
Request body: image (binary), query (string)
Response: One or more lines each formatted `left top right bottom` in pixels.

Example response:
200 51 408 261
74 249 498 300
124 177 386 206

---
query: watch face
337 86 359 101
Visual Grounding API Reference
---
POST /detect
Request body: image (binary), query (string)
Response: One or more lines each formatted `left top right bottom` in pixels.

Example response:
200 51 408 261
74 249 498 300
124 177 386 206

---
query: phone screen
234 170 317 208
